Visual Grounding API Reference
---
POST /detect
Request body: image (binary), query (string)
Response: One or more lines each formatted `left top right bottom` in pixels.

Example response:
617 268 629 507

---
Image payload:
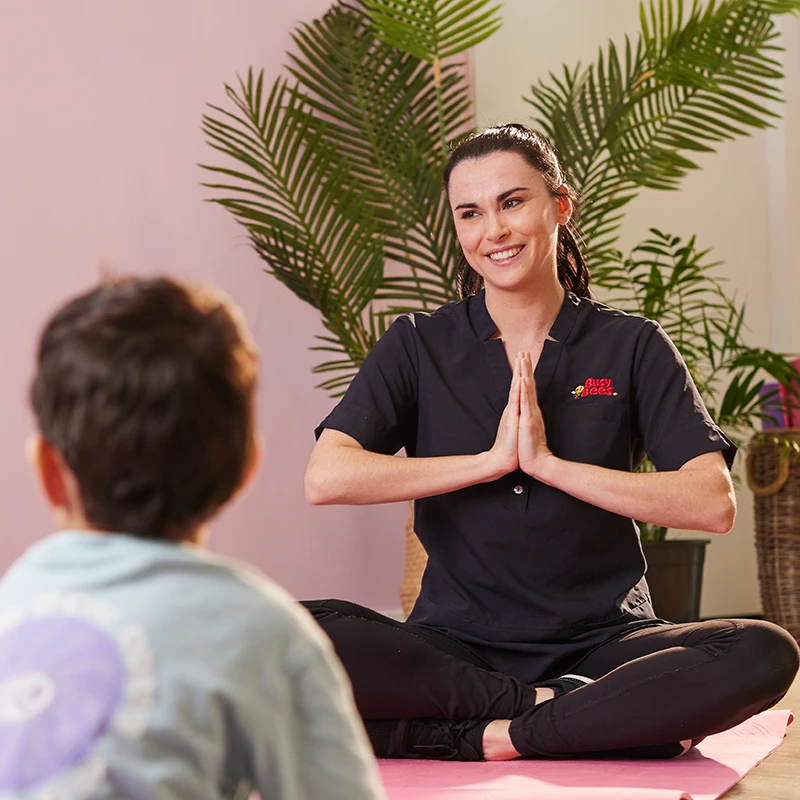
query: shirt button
513 485 524 495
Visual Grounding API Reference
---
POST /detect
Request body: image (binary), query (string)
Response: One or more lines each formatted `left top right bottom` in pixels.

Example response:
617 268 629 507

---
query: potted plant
201 0 800 619
593 229 799 620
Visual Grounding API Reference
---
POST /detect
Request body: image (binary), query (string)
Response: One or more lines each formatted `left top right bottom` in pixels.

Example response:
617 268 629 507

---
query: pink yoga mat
378 709 794 800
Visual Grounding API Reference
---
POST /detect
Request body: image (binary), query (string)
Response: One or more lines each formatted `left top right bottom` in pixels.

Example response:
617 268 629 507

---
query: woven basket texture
747 431 800 641
400 506 428 618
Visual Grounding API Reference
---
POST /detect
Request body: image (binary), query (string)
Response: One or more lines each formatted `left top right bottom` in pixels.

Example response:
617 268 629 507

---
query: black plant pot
642 539 710 623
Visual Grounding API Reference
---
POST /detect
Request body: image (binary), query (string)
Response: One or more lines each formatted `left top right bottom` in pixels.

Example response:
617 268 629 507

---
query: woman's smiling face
448 150 571 296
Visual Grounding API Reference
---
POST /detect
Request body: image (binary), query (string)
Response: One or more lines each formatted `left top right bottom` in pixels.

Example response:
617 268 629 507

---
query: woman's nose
486 214 509 240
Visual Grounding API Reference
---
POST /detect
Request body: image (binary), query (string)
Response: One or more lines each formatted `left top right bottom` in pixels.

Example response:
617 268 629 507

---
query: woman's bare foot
534 686 555 704
480 684 555 760
481 719 522 761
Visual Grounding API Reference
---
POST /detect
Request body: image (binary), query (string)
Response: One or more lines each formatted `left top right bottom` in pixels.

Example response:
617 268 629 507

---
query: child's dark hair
31 276 258 540
443 123 590 299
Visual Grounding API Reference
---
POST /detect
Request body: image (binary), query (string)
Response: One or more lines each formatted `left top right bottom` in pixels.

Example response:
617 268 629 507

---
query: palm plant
601 228 799 539
202 0 499 394
602 229 797 434
527 0 800 274
201 0 800 543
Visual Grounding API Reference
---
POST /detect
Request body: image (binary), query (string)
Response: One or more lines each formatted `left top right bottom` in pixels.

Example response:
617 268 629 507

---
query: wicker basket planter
747 431 800 641
400 507 427 618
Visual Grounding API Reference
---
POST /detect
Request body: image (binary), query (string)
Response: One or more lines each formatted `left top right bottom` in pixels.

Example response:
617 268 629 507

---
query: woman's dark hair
31 276 258 540
443 123 590 299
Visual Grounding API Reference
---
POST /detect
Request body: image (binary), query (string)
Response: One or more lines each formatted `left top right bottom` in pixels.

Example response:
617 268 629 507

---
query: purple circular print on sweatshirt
0 617 125 790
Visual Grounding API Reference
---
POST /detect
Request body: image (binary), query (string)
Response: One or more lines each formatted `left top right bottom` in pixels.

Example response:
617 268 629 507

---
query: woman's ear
555 188 573 224
26 434 75 514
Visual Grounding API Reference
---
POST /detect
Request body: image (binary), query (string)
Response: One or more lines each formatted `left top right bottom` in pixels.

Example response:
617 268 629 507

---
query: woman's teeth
488 247 522 261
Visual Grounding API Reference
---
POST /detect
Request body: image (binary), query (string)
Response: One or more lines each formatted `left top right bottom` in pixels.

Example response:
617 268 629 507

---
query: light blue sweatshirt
0 531 387 800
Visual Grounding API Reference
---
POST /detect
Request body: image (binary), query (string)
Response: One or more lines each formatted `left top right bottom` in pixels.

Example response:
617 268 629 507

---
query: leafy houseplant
202 0 800 615
590 225 799 618
597 228 800 543
202 0 500 395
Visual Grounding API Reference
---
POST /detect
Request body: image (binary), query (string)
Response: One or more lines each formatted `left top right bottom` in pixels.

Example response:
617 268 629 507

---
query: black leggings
303 599 799 758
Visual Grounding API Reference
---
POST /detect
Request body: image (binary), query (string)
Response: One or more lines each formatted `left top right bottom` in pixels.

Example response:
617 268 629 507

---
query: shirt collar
468 288 583 343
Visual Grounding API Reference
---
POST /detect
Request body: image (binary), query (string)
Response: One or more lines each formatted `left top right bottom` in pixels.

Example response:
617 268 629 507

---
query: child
0 277 387 799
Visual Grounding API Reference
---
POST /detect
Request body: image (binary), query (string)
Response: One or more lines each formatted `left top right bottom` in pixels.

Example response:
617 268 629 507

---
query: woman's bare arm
533 450 736 533
516 352 736 533
304 357 523 506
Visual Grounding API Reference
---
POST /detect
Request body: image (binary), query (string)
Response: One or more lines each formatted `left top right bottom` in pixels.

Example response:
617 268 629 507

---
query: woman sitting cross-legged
302 123 799 762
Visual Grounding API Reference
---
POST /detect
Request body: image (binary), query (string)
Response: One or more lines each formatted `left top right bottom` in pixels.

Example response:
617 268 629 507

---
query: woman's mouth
487 246 523 262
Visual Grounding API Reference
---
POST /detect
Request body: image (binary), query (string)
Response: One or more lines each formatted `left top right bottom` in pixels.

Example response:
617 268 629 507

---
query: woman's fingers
501 357 521 430
518 352 551 476
509 351 521 404
488 354 521 476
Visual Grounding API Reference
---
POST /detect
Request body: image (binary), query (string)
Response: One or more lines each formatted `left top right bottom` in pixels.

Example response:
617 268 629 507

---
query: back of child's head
31 276 258 540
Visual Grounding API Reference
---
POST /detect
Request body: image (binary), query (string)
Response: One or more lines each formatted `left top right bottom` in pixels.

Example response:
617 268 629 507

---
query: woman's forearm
518 353 735 534
304 431 509 506
532 451 736 534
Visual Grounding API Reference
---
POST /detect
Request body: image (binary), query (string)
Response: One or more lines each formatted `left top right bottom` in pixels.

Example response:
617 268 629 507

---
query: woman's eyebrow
454 186 529 211
498 186 528 202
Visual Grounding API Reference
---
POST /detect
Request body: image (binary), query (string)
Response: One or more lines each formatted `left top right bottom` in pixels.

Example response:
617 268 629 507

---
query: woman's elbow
304 464 336 506
714 502 737 534
706 491 737 534
305 431 362 505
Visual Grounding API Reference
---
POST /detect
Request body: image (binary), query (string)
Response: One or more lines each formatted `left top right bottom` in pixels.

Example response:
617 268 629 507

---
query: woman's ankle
482 719 522 761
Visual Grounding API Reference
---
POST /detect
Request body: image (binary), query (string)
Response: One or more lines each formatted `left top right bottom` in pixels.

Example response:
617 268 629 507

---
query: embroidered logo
571 377 618 399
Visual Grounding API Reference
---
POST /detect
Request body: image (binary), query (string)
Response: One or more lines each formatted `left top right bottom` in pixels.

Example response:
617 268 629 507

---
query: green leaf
202 0 800 405
600 229 798 440
525 0 800 267
364 0 502 62
201 1 480 394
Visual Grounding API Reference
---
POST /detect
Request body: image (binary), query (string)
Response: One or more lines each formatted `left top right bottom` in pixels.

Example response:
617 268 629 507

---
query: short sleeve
632 321 736 472
315 316 419 455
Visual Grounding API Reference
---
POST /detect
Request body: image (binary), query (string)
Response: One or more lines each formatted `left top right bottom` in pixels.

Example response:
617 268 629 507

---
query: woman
303 124 799 761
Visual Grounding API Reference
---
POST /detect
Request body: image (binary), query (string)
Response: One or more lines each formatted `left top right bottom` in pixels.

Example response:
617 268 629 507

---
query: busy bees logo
572 377 617 399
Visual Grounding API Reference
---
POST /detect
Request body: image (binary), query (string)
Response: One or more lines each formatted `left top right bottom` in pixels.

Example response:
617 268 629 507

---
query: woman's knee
300 598 392 625
732 619 799 700
302 598 362 620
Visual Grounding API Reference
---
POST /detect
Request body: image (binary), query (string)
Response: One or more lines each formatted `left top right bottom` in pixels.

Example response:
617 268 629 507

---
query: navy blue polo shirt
316 290 735 681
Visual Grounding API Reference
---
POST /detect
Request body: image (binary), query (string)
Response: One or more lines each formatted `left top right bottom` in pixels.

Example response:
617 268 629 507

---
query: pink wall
0 1 407 608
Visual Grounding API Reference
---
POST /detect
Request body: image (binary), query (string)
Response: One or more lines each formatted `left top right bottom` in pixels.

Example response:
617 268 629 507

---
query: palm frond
287 4 470 187
526 0 800 270
364 0 502 61
202 0 800 404
201 2 480 394
201 71 385 377
286 1 468 309
604 229 798 436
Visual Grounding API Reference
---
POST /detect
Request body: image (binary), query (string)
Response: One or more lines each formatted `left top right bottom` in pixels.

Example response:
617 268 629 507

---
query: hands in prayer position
491 352 552 480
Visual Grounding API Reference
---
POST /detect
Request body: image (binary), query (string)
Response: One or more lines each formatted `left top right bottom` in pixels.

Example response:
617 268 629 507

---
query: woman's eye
503 198 521 209
460 210 478 220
